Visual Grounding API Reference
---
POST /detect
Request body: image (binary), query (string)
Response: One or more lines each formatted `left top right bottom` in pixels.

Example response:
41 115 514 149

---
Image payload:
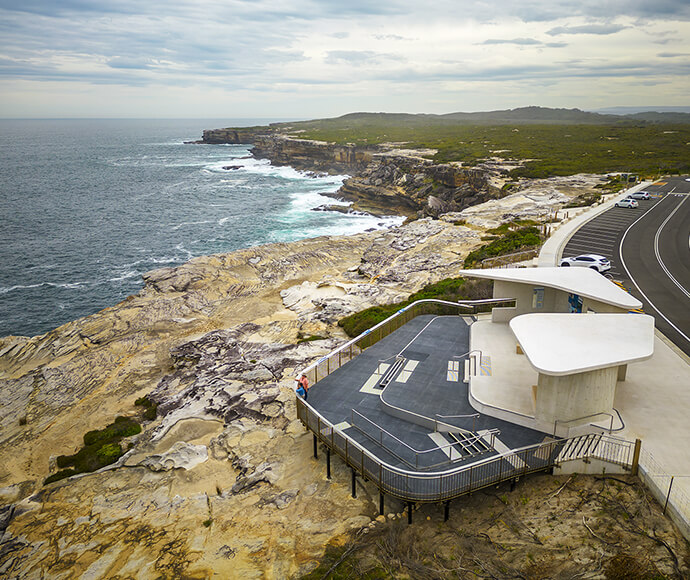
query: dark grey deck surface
308 315 550 472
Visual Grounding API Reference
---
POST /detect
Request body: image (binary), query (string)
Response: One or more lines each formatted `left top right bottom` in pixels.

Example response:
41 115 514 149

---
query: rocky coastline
0 131 639 577
201 128 507 218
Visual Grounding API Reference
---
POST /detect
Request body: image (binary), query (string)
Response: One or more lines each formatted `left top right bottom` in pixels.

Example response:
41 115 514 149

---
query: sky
1 0 689 119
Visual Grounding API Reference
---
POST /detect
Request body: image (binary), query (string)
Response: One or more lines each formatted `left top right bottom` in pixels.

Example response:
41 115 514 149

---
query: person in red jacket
296 373 309 400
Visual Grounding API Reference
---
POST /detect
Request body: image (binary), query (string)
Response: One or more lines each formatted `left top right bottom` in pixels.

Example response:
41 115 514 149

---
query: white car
615 198 639 209
627 191 650 200
559 254 611 273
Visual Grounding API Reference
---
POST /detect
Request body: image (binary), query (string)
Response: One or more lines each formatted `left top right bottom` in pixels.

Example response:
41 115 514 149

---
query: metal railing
637 449 690 541
553 411 615 436
302 298 514 387
296 297 636 502
351 409 494 471
480 247 540 269
297 397 636 503
435 413 480 433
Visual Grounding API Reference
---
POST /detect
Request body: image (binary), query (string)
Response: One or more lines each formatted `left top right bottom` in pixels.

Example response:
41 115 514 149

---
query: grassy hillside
267 108 690 178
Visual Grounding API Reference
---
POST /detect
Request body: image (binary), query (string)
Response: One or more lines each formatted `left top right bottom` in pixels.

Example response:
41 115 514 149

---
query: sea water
0 119 403 337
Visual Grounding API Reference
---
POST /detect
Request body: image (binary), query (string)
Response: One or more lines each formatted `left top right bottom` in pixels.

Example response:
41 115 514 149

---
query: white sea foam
0 281 89 294
171 220 216 231
0 283 46 295
109 271 140 282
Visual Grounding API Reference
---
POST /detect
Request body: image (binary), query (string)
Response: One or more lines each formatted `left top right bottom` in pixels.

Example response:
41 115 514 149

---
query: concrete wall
491 280 628 322
555 457 629 475
583 297 628 313
536 366 618 432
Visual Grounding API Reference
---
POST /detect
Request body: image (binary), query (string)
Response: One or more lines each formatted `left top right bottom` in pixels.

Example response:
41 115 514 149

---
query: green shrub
135 396 158 421
143 405 157 421
463 226 542 268
338 277 493 338
96 443 123 462
44 469 77 485
296 333 326 344
47 417 141 485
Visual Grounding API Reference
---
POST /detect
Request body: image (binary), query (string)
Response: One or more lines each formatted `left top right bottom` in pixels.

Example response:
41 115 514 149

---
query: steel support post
326 448 331 480
313 434 318 459
444 500 450 522
407 502 413 525
379 492 384 516
351 468 357 498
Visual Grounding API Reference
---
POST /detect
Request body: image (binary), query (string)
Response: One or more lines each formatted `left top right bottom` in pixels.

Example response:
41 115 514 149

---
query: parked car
615 198 639 209
628 191 650 200
559 254 611 273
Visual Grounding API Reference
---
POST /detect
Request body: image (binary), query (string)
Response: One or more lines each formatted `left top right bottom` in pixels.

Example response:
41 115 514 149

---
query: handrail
554 411 614 436
351 409 479 470
435 413 480 432
300 397 633 479
294 299 636 501
301 298 517 386
297 398 635 502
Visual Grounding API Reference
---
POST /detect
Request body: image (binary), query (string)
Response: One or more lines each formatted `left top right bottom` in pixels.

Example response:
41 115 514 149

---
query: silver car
559 254 611 273
615 198 639 209
628 191 650 200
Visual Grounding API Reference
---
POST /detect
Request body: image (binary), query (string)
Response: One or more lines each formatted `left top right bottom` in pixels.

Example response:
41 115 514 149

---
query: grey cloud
509 0 690 22
481 38 541 45
106 57 154 70
545 42 568 47
325 50 404 66
657 52 689 57
374 34 409 41
547 23 629 36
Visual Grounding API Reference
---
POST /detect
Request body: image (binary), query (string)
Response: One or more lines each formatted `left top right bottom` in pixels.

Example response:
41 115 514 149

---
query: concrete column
617 364 627 382
536 366 618 428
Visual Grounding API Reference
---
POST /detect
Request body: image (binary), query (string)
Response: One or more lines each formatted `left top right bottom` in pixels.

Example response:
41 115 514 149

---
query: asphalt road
562 176 690 356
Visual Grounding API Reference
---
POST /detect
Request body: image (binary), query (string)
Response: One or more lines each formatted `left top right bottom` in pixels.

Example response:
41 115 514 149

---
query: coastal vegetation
463 222 544 268
270 110 690 179
301 473 684 580
338 277 493 338
44 416 141 485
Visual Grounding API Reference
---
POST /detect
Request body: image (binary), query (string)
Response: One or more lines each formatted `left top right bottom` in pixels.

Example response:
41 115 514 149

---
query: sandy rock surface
0 218 488 578
447 174 604 229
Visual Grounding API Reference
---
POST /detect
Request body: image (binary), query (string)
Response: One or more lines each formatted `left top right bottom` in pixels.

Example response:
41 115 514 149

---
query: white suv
559 254 611 273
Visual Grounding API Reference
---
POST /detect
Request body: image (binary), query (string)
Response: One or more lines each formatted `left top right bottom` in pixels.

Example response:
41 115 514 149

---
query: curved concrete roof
459 267 643 310
510 313 655 375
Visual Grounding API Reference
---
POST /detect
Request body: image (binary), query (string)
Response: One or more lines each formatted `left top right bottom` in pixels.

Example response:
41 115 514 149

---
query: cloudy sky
1 0 689 118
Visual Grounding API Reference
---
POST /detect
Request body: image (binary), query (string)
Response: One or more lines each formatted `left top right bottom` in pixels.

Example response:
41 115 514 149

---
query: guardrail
637 449 690 541
296 297 636 502
297 397 636 503
302 298 514 387
480 247 540 269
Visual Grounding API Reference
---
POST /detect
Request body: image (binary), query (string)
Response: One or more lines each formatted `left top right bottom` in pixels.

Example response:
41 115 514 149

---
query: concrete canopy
459 267 642 311
510 313 655 376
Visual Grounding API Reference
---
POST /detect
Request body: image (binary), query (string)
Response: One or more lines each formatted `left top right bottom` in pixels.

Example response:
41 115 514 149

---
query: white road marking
654 196 690 299
619 197 690 343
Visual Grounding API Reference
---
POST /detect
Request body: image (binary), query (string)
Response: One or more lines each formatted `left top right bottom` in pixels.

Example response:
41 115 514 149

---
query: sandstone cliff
201 129 504 218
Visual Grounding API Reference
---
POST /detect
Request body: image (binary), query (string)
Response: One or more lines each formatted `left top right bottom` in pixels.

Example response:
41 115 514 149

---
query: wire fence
638 448 690 538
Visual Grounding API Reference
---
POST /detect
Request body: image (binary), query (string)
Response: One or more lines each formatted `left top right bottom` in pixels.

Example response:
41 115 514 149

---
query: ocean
0 119 403 338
